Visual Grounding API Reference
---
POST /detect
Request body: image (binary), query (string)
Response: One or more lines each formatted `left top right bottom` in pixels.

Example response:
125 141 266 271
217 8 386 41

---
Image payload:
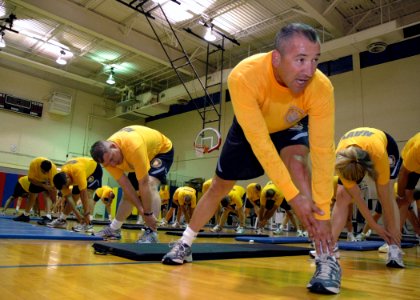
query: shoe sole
307 282 340 294
386 260 405 268
162 256 193 265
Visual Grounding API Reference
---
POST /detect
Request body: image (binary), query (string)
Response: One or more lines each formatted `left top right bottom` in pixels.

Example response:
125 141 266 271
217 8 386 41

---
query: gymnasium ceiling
0 0 419 104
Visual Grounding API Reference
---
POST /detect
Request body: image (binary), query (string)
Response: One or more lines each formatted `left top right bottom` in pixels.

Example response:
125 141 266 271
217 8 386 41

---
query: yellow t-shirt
202 179 212 194
336 127 389 188
61 157 98 196
159 185 170 205
18 176 31 193
228 51 335 219
401 132 420 173
173 186 197 208
227 185 245 208
260 181 284 206
105 125 172 181
28 157 57 185
246 183 261 202
95 186 114 200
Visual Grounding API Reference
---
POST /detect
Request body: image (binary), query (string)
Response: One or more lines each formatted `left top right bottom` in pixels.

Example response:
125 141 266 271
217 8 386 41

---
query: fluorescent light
204 27 216 42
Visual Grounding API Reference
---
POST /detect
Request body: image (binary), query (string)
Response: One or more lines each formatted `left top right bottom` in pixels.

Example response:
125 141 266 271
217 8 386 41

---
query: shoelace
315 258 339 280
168 241 188 254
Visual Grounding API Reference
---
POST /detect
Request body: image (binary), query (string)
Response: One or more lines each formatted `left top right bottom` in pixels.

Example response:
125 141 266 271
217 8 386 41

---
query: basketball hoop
194 127 222 157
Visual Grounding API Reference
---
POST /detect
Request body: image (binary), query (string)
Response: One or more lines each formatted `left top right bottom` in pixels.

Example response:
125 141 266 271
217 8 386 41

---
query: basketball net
193 127 221 158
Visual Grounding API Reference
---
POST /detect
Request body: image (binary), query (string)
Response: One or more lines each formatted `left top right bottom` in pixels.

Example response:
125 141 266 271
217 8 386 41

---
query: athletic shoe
47 218 67 229
347 232 357 242
386 244 405 268
307 254 341 294
273 227 282 235
378 243 389 253
72 223 94 233
236 226 245 234
310 244 340 259
159 220 168 227
211 225 222 232
356 232 366 241
93 226 121 240
171 222 181 228
297 229 304 237
37 216 52 226
162 240 192 265
303 231 309 237
137 227 159 243
256 227 265 235
13 214 30 222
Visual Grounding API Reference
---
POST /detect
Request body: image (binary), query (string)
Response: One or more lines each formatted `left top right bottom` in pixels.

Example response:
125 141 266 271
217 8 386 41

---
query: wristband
144 211 154 216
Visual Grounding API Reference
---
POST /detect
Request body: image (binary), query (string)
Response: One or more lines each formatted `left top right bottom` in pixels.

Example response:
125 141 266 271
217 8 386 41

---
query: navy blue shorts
384 132 401 180
29 183 48 193
128 147 174 190
72 163 103 194
216 117 309 181
13 182 28 198
403 166 420 190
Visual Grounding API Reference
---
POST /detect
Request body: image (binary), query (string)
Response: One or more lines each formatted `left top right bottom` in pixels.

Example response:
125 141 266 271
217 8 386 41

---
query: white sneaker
236 226 245 234
347 232 357 242
273 227 282 235
355 232 366 241
386 244 405 268
137 228 159 243
159 220 168 227
72 223 94 233
256 227 265 235
297 229 304 237
171 222 181 228
211 225 222 232
47 218 67 229
378 243 389 253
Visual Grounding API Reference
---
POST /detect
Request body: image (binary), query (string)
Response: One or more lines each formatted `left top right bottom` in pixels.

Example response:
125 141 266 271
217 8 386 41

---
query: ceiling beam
294 0 345 38
11 0 208 76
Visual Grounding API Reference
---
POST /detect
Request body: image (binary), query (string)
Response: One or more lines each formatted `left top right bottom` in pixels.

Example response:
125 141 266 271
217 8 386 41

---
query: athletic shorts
128 147 174 189
13 182 28 198
403 168 420 190
265 199 275 210
384 132 401 180
29 183 48 193
280 198 291 211
216 116 309 180
245 198 260 209
374 201 382 214
72 163 103 195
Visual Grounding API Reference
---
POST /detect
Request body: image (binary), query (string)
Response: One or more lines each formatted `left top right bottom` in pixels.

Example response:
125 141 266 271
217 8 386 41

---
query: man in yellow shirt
90 125 173 243
50 157 102 232
244 183 261 226
172 186 197 227
257 181 284 234
211 185 246 234
13 157 57 223
94 186 115 221
162 23 338 295
396 132 420 232
2 176 31 215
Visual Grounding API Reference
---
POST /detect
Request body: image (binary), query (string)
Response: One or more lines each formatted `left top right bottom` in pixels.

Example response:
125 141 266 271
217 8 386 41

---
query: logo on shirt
388 155 396 168
285 106 305 124
87 175 94 183
151 158 162 169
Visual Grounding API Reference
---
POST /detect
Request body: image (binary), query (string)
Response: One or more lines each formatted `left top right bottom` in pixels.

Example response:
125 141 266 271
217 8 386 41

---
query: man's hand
288 194 334 254
143 214 157 231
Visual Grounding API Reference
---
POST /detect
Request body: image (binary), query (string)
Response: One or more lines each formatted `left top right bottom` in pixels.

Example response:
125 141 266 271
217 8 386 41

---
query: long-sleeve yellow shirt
227 51 335 219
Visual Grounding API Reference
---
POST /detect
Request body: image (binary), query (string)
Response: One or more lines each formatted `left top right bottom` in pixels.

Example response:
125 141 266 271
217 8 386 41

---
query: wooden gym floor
0 219 418 300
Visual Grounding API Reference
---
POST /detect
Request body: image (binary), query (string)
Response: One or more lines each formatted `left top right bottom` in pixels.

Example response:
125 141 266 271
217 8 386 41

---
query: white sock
181 226 198 246
89 215 93 221
23 211 30 216
59 213 67 220
46 213 52 219
15 206 20 211
110 219 123 230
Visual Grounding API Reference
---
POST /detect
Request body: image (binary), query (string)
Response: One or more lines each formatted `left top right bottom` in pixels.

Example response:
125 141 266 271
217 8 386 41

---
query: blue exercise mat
0 214 43 221
0 218 102 241
338 240 415 251
235 236 311 243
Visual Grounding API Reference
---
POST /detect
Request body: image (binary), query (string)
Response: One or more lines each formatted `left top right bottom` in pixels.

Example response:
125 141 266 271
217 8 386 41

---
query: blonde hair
335 146 377 182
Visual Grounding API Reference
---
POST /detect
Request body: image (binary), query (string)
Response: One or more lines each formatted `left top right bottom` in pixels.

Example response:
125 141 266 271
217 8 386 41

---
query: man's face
272 34 320 94
101 142 123 167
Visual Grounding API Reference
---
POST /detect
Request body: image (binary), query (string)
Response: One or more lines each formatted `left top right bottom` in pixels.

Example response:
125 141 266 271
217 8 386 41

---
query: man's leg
162 176 235 264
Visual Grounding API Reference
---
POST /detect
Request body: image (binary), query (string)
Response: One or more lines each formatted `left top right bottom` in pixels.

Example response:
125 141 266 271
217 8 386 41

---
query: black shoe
37 216 52 225
13 214 30 222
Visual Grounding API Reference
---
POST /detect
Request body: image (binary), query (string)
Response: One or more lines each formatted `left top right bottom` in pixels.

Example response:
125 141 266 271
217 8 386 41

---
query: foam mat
92 242 310 261
166 231 269 238
338 240 415 251
0 218 102 240
235 236 311 243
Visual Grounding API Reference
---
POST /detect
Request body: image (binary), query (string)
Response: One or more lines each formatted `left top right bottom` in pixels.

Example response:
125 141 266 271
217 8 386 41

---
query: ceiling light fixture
56 49 67 65
106 67 116 85
204 25 216 42
0 32 5 48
